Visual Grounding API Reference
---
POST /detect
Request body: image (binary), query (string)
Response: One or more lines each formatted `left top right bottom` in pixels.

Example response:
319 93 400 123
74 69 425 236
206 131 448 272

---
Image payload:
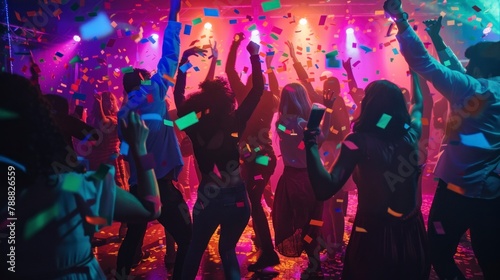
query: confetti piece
85 216 107 226
262 0 281 12
355 226 367 233
90 164 112 181
392 48 399 55
309 219 324 227
376 113 392 129
446 20 455 26
180 61 193 73
255 155 270 166
163 119 173 126
278 124 286 131
352 60 361 67
192 17 202 25
229 19 237 25
374 10 385 16
120 141 129 156
141 114 163 121
271 26 283 35
303 235 313 243
121 66 134 73
247 23 257 31
254 174 263 180
447 183 466 195
175 111 199 130
472 5 481 12
297 141 305 150
55 52 64 58
318 15 327 26
79 12 113 40
73 93 86 101
24 204 59 240
433 221 446 234
460 133 490 149
360 45 372 53
0 109 19 119
184 24 192 35
387 207 403 217
204 8 220 17
343 140 358 150
231 132 238 138
61 173 82 192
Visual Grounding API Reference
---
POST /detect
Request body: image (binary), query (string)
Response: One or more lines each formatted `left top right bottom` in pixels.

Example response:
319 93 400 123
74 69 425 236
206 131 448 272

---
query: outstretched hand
285 40 298 61
247 41 260 56
265 49 274 67
423 16 443 37
342 57 352 70
183 46 208 59
119 111 149 152
169 0 181 21
93 93 102 104
323 89 336 108
209 40 218 59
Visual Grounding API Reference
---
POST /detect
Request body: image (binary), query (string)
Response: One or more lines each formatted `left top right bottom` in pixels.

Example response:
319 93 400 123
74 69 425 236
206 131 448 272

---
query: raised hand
247 41 260 56
285 40 298 62
234 32 245 44
265 49 274 68
423 16 443 37
119 111 149 152
383 0 403 17
169 0 181 21
342 57 352 71
323 89 336 108
183 46 208 59
93 93 103 103
209 40 218 59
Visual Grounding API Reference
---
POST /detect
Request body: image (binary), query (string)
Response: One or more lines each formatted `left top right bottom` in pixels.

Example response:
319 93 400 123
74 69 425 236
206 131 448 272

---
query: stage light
346 28 354 34
204 22 212 30
250 29 260 43
151 33 159 40
73 35 81 42
299 18 308 25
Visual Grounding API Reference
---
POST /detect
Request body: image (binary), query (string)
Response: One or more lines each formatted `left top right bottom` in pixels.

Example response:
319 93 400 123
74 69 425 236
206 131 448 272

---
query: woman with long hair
173 41 264 280
305 77 430 279
273 83 332 279
0 72 161 279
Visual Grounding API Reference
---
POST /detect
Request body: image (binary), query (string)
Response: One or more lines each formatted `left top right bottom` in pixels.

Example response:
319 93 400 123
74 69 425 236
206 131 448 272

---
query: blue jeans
181 183 250 280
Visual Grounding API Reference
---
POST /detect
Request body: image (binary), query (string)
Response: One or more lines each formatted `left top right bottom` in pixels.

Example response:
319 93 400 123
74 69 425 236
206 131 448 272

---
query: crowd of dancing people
1 0 500 279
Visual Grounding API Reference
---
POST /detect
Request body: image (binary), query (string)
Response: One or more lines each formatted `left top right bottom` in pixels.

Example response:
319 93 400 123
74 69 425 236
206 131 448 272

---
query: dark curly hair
179 77 235 133
123 68 152 94
0 73 67 188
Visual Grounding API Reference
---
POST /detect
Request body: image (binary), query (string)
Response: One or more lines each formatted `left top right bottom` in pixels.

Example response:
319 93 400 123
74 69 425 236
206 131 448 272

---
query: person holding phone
272 84 333 278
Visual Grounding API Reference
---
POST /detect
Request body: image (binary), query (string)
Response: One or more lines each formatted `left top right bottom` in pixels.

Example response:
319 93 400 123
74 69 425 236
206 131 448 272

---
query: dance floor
94 179 484 280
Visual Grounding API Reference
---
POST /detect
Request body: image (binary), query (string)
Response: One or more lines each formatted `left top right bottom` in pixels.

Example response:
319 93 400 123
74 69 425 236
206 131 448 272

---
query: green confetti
262 0 282 12
248 23 257 31
278 124 286 131
121 66 134 73
61 173 82 192
376 113 392 129
163 119 173 126
175 111 199 130
0 109 19 119
24 204 59 239
141 80 151 85
443 60 451 67
192 18 202 25
270 33 279 40
255 155 270 166
325 50 338 58
216 60 221 66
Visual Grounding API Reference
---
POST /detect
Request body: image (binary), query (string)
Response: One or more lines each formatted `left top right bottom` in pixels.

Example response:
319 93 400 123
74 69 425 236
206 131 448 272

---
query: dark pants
117 174 192 280
241 154 277 253
428 181 500 280
181 183 250 280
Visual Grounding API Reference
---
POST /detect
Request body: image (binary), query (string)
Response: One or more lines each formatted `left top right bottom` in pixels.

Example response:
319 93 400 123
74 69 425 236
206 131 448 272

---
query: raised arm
235 41 264 129
342 58 364 109
266 50 281 111
205 40 218 81
156 0 182 99
305 131 361 200
385 0 480 104
423 16 466 73
174 47 207 116
286 40 321 103
114 111 161 222
225 33 247 104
